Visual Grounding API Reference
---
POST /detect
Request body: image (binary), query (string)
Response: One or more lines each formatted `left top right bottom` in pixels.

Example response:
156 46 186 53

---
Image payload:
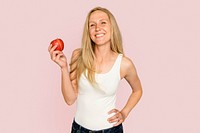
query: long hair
70 7 124 86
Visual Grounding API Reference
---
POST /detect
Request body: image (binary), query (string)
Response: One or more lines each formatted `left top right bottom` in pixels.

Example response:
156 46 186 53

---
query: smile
95 33 105 38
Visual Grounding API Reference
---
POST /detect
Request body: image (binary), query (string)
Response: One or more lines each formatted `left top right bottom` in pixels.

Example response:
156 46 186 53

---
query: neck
94 44 113 61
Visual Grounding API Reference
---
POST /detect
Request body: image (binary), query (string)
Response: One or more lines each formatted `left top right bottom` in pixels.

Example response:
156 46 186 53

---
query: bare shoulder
121 56 136 71
121 56 134 69
121 56 137 79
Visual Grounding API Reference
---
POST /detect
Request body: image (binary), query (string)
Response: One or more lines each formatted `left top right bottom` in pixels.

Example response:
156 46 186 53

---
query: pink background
0 0 200 133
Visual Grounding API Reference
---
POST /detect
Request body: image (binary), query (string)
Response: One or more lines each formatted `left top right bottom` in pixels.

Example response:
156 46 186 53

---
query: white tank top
74 54 123 130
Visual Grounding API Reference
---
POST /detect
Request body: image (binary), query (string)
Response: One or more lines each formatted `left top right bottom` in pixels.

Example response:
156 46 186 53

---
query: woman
48 7 142 133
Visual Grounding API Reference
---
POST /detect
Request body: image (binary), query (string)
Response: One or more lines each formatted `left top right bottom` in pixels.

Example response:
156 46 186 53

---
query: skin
48 10 142 127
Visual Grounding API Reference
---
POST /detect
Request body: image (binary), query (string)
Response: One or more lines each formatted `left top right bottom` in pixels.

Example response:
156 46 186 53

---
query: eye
89 23 95 27
101 21 106 24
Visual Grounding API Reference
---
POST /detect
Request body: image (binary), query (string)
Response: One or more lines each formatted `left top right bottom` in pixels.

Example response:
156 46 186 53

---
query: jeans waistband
72 120 123 133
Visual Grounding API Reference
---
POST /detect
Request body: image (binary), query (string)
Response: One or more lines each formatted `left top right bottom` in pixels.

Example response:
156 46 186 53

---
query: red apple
50 38 64 51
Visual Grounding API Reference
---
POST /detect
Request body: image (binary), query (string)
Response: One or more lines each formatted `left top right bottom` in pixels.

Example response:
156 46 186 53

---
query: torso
74 54 123 130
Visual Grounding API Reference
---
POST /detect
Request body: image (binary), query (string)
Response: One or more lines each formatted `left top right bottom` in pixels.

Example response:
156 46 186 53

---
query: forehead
89 10 109 22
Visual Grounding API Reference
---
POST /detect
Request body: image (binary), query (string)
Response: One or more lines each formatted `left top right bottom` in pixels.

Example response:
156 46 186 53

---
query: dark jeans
71 120 123 133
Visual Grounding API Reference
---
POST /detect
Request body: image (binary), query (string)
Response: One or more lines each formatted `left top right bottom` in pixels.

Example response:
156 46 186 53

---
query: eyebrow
89 19 108 23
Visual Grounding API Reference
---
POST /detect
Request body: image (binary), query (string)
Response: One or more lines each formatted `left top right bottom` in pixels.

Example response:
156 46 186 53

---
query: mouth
95 33 105 38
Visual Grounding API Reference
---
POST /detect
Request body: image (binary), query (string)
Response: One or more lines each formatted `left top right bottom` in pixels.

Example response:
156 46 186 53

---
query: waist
75 107 115 130
75 96 117 129
72 119 123 132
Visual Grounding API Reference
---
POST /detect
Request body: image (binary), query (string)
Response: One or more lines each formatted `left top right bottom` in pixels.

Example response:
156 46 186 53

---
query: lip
95 33 105 38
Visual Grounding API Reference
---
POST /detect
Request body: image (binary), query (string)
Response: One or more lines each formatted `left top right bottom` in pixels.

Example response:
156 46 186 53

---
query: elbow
62 92 77 106
139 89 143 97
140 89 143 96
64 98 76 106
66 101 74 106
133 88 143 98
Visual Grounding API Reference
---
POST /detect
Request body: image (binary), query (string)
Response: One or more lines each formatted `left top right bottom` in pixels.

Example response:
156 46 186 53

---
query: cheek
107 28 112 38
89 29 95 38
106 26 111 33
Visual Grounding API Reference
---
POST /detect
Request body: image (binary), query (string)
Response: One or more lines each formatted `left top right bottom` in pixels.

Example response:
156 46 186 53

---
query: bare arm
61 48 81 105
48 44 80 105
120 57 143 118
108 56 143 126
61 66 77 105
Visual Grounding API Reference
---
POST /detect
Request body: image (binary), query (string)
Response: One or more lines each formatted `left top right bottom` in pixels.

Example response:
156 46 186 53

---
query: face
89 10 111 46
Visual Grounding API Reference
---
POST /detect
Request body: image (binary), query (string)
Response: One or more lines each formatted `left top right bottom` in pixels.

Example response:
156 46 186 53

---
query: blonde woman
48 7 142 133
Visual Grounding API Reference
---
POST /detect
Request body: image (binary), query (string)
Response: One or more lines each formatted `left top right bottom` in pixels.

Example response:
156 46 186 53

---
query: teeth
96 34 104 37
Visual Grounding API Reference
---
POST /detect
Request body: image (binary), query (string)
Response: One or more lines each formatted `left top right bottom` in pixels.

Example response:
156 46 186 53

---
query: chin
95 42 107 46
94 40 111 46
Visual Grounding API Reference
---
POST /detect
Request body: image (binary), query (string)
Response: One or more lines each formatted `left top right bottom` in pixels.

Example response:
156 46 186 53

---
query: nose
95 24 101 31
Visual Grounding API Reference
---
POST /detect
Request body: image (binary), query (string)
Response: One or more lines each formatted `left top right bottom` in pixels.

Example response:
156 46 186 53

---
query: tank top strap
112 54 123 74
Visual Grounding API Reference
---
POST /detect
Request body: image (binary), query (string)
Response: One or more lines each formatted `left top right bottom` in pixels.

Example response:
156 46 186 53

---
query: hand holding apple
49 38 68 68
50 38 64 51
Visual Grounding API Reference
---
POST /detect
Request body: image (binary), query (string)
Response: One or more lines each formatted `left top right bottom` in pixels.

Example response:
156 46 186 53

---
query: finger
55 53 64 61
48 44 52 52
49 44 58 53
108 109 119 114
108 113 124 124
108 111 123 121
107 109 120 121
108 117 118 123
108 115 118 122
113 119 123 127
51 51 62 61
107 112 120 122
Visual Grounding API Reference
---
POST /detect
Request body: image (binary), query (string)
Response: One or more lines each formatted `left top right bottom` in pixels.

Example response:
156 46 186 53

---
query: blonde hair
70 7 124 85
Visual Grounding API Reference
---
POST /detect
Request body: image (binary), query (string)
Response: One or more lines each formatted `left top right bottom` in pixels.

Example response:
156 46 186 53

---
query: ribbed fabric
74 54 123 130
